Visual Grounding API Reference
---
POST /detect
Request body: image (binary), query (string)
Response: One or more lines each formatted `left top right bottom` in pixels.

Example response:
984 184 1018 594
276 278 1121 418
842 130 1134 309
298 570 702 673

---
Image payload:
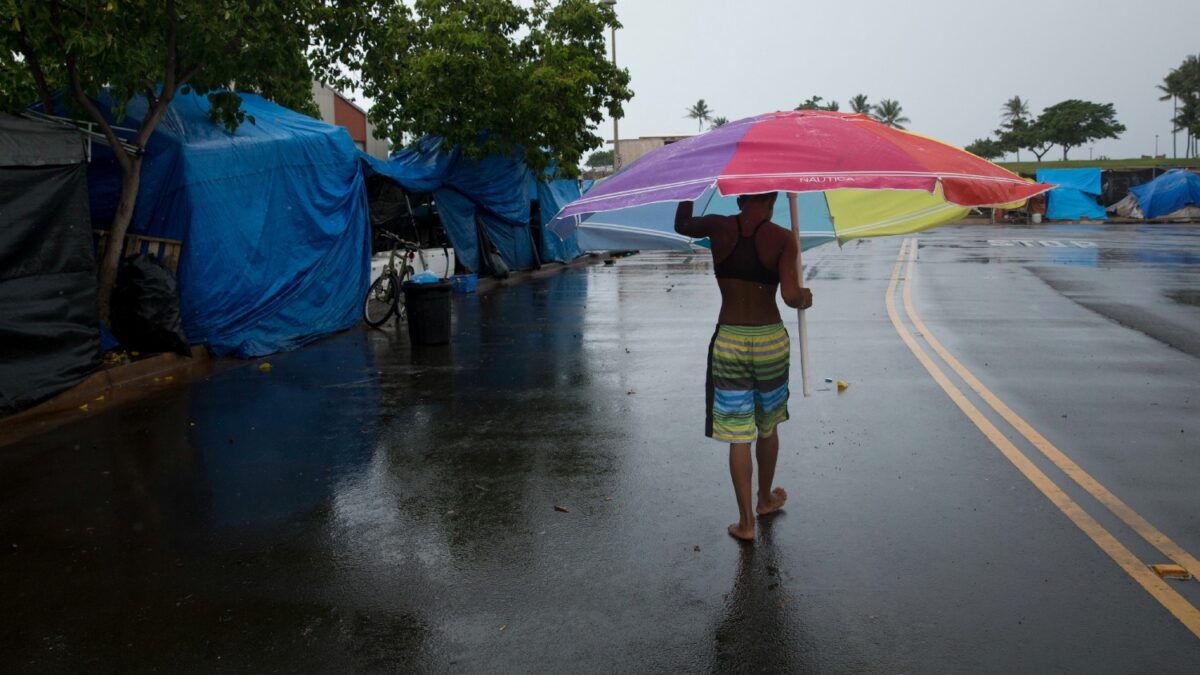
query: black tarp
0 114 99 415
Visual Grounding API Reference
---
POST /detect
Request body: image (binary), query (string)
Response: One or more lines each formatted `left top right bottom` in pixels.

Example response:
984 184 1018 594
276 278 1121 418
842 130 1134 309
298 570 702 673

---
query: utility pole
602 0 620 171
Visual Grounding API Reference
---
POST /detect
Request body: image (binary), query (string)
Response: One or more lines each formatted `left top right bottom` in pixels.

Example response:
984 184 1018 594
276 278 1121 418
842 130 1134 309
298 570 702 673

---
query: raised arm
674 201 711 238
778 235 813 309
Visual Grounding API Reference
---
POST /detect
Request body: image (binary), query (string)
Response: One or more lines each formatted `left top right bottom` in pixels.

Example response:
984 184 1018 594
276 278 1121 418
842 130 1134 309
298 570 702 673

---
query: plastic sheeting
360 139 582 272
80 91 371 358
0 114 99 414
1129 169 1200 219
1036 168 1106 221
535 179 587 263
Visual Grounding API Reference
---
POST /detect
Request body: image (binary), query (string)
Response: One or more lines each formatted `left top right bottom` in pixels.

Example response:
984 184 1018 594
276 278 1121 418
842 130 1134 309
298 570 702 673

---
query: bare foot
727 523 755 542
756 487 787 516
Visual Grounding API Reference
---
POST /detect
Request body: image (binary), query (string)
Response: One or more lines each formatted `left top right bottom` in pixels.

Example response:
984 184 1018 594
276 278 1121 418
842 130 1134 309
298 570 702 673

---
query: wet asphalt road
2 223 1200 673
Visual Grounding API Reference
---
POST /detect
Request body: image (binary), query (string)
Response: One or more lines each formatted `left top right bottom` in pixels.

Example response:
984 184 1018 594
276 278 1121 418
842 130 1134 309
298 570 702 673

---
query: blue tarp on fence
361 138 582 272
1036 168 1106 221
1129 169 1200 219
80 91 370 358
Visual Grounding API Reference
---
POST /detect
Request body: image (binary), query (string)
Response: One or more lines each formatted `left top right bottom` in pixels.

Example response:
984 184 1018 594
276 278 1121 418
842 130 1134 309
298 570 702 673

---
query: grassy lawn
1000 157 1200 174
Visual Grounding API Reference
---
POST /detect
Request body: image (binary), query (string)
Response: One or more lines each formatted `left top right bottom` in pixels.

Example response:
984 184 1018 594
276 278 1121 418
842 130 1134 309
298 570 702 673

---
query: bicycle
363 231 421 328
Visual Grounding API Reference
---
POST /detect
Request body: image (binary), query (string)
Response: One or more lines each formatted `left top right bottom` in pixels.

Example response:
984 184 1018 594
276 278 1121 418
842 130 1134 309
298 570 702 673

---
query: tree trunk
1062 145 1069 161
97 157 143 325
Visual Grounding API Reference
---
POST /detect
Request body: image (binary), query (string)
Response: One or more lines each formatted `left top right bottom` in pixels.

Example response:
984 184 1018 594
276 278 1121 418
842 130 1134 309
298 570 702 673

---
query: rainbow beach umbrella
549 110 1052 394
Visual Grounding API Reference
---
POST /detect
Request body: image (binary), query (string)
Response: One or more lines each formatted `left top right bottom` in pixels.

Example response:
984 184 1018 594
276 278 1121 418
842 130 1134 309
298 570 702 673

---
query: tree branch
162 0 178 95
132 0 178 149
15 28 56 113
178 63 203 89
65 55 132 173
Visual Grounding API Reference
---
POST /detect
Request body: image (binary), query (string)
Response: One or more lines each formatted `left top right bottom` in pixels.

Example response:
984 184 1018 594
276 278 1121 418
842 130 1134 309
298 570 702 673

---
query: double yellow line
887 238 1200 639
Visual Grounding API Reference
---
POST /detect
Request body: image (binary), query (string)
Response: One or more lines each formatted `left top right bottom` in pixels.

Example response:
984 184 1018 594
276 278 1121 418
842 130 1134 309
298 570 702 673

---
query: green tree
1158 54 1200 158
873 98 910 129
2 0 335 323
709 116 728 129
686 98 712 131
849 93 871 115
795 95 839 111
344 0 631 179
994 117 1054 162
1036 99 1125 161
965 137 1005 160
585 149 613 167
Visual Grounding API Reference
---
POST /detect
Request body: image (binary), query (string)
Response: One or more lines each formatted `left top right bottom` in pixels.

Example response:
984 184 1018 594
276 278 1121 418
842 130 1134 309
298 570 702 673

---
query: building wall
364 122 390 160
615 138 663 167
310 81 390 161
614 135 693 168
311 82 336 127
333 96 367 149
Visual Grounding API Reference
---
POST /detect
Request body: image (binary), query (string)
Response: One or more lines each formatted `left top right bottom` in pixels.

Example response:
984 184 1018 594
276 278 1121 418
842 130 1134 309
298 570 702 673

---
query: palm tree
849 94 871 116
873 99 910 129
1158 55 1200 158
1000 96 1031 160
1001 96 1031 125
709 116 729 130
686 99 713 132
795 95 839 111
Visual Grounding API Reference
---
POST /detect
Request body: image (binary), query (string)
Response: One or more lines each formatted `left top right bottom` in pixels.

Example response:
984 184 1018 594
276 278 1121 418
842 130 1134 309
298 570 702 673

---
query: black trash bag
110 253 190 356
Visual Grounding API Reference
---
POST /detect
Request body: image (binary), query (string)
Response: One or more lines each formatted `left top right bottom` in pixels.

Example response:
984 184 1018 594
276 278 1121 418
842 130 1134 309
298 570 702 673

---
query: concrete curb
472 253 607 295
0 345 212 447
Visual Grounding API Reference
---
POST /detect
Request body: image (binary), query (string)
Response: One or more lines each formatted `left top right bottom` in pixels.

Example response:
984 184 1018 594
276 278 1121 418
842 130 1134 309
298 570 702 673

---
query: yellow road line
886 239 1200 640
899 240 1200 580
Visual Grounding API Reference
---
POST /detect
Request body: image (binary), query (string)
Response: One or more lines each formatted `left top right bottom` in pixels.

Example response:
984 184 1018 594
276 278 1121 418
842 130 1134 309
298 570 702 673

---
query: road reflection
324 267 628 651
709 517 809 671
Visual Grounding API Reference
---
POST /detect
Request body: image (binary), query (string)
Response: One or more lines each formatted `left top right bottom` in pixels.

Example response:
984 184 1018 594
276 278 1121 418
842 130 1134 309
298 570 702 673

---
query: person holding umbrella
550 110 1051 540
675 193 812 542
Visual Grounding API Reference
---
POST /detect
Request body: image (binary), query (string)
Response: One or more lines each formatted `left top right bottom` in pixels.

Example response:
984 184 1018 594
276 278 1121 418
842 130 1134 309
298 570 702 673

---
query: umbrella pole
786 192 811 397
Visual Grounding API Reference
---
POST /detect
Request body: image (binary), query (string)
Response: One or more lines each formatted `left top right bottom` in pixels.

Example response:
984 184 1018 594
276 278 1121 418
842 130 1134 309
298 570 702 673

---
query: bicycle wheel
363 272 400 327
395 265 415 320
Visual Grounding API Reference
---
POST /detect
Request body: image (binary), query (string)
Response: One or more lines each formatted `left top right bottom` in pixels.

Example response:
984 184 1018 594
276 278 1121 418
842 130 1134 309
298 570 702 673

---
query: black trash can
403 280 453 345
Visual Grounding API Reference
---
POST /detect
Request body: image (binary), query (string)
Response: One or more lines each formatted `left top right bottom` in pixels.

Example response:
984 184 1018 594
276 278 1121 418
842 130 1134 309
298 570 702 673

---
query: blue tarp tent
1036 168 1106 221
1129 169 1200 219
77 91 370 358
360 138 582 272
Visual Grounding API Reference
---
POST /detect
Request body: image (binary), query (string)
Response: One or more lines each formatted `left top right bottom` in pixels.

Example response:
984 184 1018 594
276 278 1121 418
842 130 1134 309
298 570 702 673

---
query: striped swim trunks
705 323 790 443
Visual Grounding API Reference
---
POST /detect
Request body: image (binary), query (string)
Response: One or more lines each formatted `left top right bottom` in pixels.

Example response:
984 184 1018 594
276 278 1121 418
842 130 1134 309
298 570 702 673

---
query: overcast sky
598 0 1199 160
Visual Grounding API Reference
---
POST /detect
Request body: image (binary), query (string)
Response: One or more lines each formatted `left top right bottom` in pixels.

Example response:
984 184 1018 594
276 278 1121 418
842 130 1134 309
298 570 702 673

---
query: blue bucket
450 273 477 294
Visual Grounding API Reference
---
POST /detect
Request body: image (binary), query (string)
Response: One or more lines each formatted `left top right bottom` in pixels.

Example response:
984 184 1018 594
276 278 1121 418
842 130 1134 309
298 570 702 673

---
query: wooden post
787 192 811 397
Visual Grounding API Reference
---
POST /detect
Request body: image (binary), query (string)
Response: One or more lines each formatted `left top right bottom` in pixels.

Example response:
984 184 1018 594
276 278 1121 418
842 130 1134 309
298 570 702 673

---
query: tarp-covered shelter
361 139 583 273
0 114 99 414
75 91 371 358
1036 168 1106 221
1127 169 1200 219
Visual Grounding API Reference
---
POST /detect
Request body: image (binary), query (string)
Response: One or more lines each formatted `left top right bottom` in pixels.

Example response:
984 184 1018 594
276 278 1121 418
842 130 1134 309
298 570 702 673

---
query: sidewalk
0 346 212 447
0 254 607 447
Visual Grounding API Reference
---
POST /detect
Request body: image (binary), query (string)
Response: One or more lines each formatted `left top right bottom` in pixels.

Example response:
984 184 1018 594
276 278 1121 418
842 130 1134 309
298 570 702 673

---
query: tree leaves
352 0 632 178
1037 99 1125 160
873 99 909 129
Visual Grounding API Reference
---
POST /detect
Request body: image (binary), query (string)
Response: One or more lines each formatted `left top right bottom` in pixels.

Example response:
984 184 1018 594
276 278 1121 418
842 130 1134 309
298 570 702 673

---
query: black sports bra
713 215 779 285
